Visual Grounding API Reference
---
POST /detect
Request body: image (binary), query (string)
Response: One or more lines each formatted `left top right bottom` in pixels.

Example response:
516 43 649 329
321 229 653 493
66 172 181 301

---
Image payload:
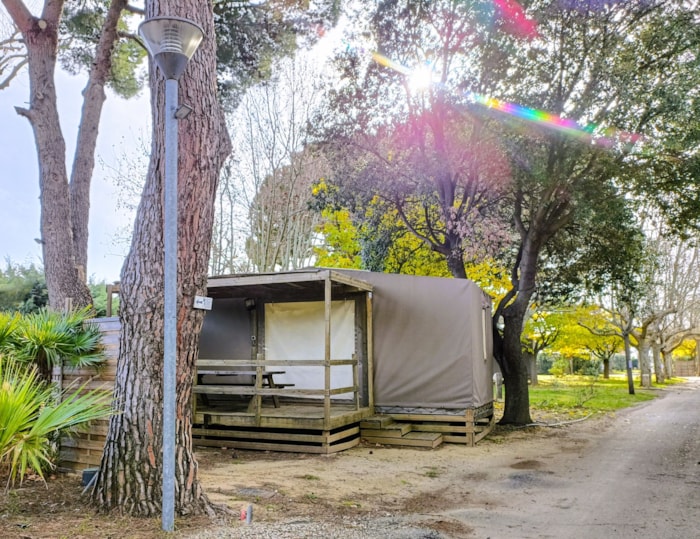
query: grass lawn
525 374 686 420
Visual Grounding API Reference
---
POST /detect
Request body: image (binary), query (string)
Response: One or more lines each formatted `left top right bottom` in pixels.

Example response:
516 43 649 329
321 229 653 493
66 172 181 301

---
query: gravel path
185 515 445 538
185 379 700 539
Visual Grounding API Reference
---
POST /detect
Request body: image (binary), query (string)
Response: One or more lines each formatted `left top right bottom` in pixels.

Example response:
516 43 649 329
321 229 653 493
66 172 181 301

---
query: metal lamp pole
138 16 204 533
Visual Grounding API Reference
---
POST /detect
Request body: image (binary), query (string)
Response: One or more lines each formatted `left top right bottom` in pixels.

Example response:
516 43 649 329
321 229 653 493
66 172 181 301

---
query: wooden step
363 431 443 449
361 423 413 438
360 415 396 429
412 423 467 434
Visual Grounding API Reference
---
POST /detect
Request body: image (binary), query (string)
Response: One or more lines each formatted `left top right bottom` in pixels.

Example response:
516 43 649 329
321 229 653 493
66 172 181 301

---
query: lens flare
493 0 540 39
348 48 641 148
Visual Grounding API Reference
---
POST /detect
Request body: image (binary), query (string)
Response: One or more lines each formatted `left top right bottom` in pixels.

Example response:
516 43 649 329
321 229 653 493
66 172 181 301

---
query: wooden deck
193 401 372 454
195 401 371 429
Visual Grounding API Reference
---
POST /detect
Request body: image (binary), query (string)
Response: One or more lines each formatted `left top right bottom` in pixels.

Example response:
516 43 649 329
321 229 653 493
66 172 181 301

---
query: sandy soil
196 412 606 536
0 406 641 538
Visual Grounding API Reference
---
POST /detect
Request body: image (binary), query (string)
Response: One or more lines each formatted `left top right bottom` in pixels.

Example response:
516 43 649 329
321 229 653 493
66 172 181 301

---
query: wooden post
352 353 359 410
324 275 332 429
366 292 374 410
465 409 475 447
254 352 263 426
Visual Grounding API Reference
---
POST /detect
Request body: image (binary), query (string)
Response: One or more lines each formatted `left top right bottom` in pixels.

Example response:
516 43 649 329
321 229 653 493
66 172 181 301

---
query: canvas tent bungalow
192 268 495 452
57 269 495 471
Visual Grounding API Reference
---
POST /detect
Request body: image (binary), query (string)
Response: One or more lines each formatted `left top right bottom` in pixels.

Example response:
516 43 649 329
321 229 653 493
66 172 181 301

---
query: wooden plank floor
194 401 372 430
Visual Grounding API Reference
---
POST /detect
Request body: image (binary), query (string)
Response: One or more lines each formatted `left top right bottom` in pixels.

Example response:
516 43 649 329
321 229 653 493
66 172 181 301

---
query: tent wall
199 298 252 359
337 271 493 411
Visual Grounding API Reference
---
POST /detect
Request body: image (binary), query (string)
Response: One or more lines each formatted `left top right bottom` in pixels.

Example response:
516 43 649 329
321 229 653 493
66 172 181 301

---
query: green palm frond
0 358 113 488
13 307 105 375
0 312 20 351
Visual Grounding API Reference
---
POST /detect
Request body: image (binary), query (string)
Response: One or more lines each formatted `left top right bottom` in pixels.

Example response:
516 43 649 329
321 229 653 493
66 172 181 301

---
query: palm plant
0 357 113 488
13 307 104 381
0 312 20 352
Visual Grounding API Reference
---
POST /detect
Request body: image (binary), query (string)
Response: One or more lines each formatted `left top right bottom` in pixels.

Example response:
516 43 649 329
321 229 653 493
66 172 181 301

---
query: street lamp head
138 16 205 80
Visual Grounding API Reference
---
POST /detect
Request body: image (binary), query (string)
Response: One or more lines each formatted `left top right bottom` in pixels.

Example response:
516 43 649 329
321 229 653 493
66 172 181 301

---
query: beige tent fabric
337 271 493 410
201 270 494 411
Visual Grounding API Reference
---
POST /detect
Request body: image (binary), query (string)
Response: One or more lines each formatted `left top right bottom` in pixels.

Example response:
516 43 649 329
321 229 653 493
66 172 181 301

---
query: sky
0 7 346 286
0 66 150 283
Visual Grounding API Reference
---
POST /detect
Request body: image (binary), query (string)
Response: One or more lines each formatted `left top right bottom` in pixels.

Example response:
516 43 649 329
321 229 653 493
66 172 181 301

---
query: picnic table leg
265 374 281 408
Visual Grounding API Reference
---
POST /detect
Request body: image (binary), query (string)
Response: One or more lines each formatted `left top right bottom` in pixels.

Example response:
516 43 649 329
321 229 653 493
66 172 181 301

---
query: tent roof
207 268 373 302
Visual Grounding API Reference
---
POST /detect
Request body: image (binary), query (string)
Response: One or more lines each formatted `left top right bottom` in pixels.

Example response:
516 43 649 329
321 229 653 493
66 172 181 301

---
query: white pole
162 77 178 532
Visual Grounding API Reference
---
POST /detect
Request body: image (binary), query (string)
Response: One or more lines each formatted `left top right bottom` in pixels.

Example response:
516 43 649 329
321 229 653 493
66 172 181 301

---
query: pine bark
3 0 93 311
69 0 129 274
91 0 231 516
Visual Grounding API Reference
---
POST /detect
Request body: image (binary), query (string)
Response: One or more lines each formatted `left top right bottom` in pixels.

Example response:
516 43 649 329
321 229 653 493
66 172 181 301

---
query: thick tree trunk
652 343 665 384
498 304 533 425
662 351 673 379
636 340 652 387
4 0 92 311
92 0 231 516
446 248 467 279
603 357 610 379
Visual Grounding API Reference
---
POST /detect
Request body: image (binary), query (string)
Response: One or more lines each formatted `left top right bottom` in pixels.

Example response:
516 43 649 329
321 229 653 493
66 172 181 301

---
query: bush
536 354 554 374
575 358 602 376
7 307 104 381
0 358 113 488
549 357 569 377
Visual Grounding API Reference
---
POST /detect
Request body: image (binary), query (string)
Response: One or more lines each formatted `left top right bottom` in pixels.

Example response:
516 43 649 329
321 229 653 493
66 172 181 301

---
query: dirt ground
0 407 606 539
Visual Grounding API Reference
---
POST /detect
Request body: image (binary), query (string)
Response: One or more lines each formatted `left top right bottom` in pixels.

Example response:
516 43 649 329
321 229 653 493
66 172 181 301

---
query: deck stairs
360 415 444 449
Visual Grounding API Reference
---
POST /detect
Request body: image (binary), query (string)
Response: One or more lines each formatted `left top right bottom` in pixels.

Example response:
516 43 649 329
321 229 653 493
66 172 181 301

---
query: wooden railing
195 354 361 428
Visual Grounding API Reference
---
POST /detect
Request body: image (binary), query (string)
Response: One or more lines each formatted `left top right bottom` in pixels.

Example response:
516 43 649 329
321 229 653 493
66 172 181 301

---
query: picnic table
195 366 293 408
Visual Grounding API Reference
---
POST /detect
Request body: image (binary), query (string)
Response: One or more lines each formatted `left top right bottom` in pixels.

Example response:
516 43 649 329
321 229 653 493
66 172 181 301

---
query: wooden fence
56 317 119 472
674 360 699 377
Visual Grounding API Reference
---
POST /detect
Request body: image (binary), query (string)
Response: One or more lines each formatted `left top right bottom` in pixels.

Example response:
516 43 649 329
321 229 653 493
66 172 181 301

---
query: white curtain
265 300 355 397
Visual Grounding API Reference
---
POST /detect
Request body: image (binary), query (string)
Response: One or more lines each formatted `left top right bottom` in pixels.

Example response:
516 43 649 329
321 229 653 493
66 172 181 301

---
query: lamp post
138 16 204 533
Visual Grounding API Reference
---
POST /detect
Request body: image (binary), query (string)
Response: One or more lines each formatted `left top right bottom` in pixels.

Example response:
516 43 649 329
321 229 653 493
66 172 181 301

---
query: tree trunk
498 305 533 425
636 339 652 387
69 0 128 274
652 343 665 384
92 0 231 516
662 350 673 379
492 229 545 426
524 351 538 386
603 357 610 379
4 0 92 311
623 332 635 395
445 245 467 279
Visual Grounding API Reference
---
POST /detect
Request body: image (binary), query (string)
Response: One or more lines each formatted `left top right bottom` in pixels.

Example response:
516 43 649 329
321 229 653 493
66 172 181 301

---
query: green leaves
0 358 113 488
0 312 20 353
12 308 104 374
0 307 111 487
0 308 105 383
0 261 47 314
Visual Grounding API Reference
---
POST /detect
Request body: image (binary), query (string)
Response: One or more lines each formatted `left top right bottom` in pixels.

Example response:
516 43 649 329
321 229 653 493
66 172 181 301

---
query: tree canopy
311 0 700 423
